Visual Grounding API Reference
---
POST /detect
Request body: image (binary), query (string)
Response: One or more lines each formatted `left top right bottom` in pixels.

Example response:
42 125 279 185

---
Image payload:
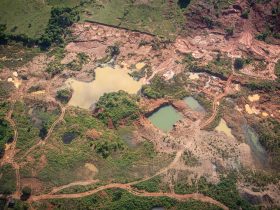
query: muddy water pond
62 131 79 144
183 96 205 112
66 66 142 109
148 105 182 133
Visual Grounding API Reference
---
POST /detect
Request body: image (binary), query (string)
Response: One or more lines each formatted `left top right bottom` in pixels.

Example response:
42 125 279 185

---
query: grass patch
0 0 82 39
81 0 185 39
0 164 16 194
0 81 14 99
133 176 169 193
0 43 40 69
13 100 60 157
175 172 255 210
142 74 188 99
253 118 280 169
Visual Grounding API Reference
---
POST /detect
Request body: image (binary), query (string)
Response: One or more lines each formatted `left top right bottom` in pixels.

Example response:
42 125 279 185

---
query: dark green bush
234 58 244 70
21 186 31 200
56 89 72 104
38 7 79 49
95 91 140 127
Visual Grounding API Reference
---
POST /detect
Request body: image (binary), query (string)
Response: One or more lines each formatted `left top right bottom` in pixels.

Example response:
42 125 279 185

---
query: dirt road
30 183 228 210
200 74 233 129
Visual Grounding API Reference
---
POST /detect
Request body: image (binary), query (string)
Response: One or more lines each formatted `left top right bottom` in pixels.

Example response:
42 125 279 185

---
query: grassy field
0 0 185 40
19 107 173 190
0 0 82 39
79 0 185 39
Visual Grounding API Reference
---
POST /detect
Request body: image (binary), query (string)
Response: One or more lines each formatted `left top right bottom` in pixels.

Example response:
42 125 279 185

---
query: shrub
225 27 234 37
21 186 31 200
142 75 187 99
202 16 214 29
94 139 124 158
46 60 64 77
0 164 16 194
256 32 269 41
275 59 280 80
234 58 244 70
241 9 250 19
56 89 72 104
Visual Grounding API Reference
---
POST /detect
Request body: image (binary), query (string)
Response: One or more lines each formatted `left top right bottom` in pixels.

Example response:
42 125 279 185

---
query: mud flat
66 66 142 109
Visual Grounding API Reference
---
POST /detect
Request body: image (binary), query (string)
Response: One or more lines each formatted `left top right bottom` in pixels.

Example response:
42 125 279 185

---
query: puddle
184 96 205 112
62 131 79 144
151 207 164 210
215 119 234 139
148 105 182 133
66 66 142 109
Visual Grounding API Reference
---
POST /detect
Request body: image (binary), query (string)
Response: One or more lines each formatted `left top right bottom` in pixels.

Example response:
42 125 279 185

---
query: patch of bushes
275 59 280 80
46 60 64 77
21 186 31 200
49 188 221 210
0 164 16 195
202 16 214 29
253 118 280 169
56 89 72 104
225 27 234 37
234 58 245 70
240 168 279 189
176 173 254 210
245 80 280 91
142 74 188 99
191 53 232 79
66 52 89 71
0 119 13 158
241 9 250 19
182 149 200 167
133 176 164 192
0 81 15 99
27 85 43 93
38 7 79 49
94 139 124 158
256 31 269 41
95 91 140 127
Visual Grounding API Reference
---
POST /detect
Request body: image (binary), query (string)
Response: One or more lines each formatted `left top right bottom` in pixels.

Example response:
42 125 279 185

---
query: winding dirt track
21 103 67 159
43 103 66 143
2 100 21 197
30 183 228 210
27 149 229 210
200 74 233 129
